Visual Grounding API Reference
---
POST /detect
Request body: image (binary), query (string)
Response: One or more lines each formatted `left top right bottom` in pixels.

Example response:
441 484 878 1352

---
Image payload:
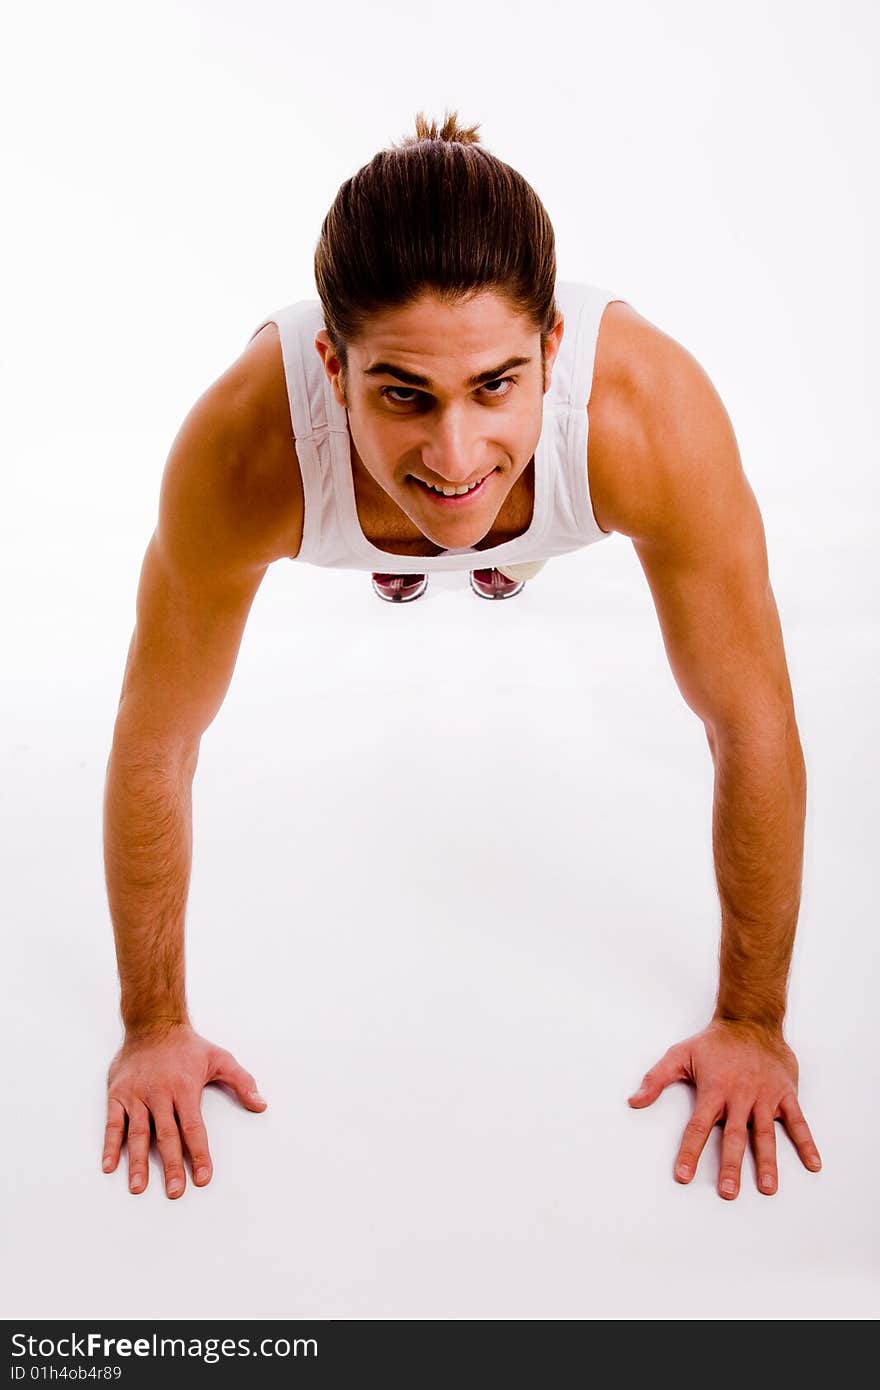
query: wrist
123 1014 192 1044
710 1012 786 1042
712 993 786 1034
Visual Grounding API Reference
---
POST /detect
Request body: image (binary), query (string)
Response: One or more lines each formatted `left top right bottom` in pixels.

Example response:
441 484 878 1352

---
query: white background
2 0 878 1320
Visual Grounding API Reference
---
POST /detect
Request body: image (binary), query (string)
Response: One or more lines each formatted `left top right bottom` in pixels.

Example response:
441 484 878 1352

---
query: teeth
425 477 484 496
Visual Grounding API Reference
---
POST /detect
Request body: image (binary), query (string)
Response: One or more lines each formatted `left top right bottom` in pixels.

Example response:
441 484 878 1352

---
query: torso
231 299 657 567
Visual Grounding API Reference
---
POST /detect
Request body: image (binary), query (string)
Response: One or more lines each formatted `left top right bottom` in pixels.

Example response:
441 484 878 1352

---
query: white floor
3 520 877 1320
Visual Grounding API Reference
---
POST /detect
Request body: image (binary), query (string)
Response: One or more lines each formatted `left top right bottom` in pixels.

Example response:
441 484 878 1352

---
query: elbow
704 705 801 760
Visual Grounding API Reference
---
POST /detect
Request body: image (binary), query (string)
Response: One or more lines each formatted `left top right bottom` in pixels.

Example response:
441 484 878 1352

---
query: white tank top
247 279 628 572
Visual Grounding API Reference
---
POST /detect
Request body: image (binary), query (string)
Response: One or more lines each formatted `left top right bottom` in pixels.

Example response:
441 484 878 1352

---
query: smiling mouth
412 470 496 504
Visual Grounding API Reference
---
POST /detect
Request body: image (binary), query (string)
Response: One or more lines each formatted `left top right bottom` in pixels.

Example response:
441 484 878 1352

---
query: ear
542 312 565 392
314 330 349 409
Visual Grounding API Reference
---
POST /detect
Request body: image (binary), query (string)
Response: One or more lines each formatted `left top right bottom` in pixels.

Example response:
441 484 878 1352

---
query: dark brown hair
314 109 559 402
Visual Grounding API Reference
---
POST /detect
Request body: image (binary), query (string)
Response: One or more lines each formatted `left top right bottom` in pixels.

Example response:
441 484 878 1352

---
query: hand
628 1017 822 1199
102 1022 267 1199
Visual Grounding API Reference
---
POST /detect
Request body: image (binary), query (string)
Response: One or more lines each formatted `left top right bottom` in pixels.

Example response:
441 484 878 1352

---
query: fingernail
760 1174 775 1191
249 1090 266 1104
167 1180 183 1197
195 1167 210 1184
809 1153 822 1170
721 1179 736 1196
675 1164 690 1180
102 1158 113 1172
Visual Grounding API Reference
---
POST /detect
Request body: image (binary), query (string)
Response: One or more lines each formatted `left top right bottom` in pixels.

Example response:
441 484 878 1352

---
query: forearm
707 720 807 1031
103 725 198 1034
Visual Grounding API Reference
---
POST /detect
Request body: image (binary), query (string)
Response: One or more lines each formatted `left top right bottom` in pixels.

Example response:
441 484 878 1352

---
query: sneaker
469 567 525 600
371 572 428 603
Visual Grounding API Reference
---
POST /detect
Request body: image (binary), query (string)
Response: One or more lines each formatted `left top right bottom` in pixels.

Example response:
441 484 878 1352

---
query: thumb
628 1049 686 1107
208 1049 268 1111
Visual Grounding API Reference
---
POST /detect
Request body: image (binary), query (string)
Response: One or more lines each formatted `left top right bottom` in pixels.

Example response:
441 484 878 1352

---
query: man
101 111 821 1203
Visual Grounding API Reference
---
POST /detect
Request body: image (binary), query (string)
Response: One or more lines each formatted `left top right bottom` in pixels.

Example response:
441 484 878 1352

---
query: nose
421 415 486 486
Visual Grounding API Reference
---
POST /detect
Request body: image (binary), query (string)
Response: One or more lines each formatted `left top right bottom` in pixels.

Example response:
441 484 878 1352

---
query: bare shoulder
162 322 305 575
587 299 729 540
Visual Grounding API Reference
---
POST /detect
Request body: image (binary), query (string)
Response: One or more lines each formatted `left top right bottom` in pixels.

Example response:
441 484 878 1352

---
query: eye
481 376 518 397
380 376 519 407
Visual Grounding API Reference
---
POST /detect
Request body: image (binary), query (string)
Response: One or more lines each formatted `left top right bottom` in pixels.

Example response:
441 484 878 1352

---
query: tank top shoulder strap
247 300 333 563
550 281 630 547
247 301 322 439
558 280 629 410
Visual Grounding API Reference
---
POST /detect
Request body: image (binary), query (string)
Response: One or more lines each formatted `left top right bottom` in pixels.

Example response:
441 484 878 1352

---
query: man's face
315 289 564 549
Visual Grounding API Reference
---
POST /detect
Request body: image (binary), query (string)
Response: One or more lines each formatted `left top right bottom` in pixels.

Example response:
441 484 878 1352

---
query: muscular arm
595 310 821 1195
102 360 298 1197
625 347 804 1031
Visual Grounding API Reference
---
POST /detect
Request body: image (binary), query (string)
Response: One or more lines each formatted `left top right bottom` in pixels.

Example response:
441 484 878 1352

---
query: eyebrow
362 354 533 390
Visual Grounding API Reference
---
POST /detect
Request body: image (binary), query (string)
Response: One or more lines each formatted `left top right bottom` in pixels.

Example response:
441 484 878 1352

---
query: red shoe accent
371 572 428 603
469 567 525 600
